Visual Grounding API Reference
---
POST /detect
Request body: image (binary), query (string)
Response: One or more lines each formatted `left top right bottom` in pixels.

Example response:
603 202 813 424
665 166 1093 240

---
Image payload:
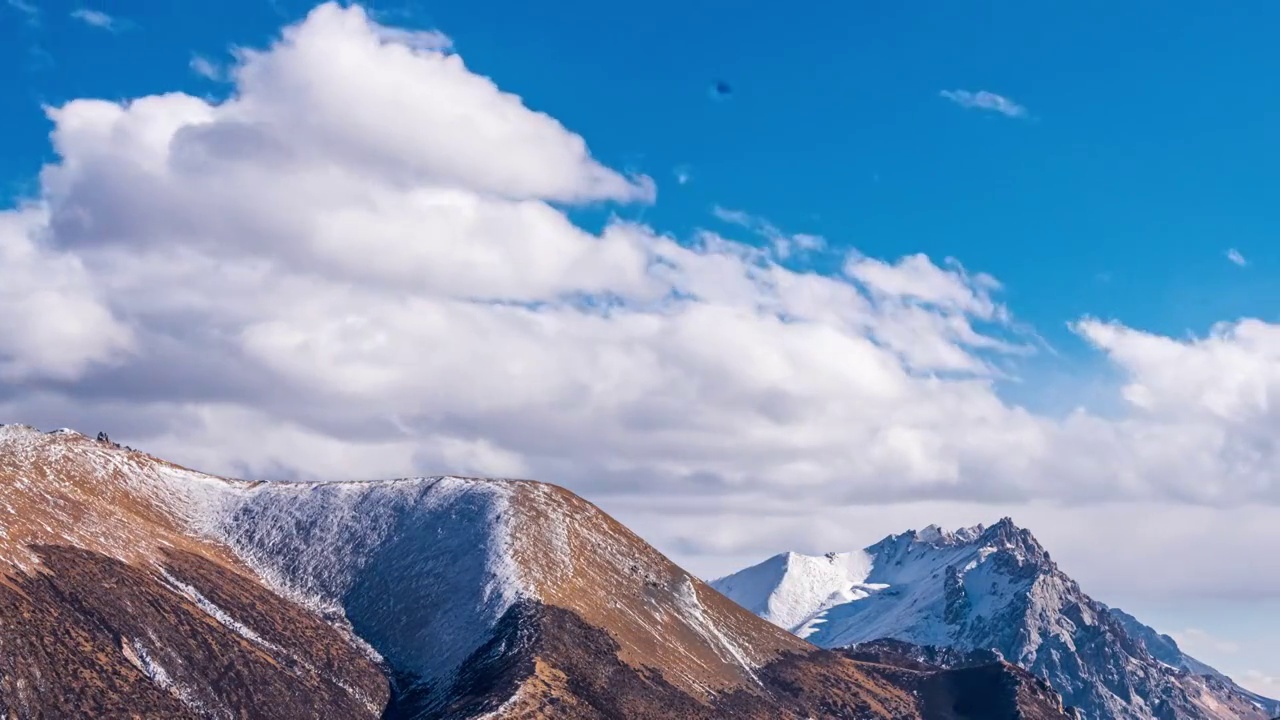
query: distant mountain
0 424 1077 719
713 519 1278 720
1104 606 1280 717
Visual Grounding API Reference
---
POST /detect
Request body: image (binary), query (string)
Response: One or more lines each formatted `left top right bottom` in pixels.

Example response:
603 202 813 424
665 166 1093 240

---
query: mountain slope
0 426 389 718
713 519 1277 720
1105 606 1280 718
0 425 1077 718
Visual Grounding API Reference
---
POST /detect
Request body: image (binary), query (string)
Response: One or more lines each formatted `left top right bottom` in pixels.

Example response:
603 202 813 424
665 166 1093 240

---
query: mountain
1104 607 1280 717
1105 607 1222 678
0 424 1078 719
712 519 1279 720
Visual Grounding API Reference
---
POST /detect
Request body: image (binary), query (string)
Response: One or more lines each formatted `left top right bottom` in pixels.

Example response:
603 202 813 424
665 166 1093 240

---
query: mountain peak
866 517 1050 571
714 518 1277 720
978 515 1029 542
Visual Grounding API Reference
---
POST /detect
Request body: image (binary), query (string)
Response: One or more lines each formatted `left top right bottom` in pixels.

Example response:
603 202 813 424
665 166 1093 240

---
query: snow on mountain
16 423 1022 719
1 424 794 705
714 519 1042 652
709 549 881 638
713 518 1277 720
0 425 392 717
211 475 524 695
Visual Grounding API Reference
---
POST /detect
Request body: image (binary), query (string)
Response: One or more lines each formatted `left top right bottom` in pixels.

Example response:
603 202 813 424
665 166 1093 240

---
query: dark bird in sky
710 79 733 100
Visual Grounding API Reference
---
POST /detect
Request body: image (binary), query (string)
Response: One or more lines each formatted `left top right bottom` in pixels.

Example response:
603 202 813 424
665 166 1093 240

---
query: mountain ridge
0 424 1078 718
713 518 1277 720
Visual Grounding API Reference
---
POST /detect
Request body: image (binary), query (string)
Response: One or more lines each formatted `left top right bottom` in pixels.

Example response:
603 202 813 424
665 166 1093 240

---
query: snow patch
712 549 877 635
675 576 762 686
159 568 280 652
122 637 218 718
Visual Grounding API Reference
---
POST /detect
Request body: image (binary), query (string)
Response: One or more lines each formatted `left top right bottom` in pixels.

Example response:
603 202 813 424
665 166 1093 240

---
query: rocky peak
876 516 1041 551
714 519 1276 720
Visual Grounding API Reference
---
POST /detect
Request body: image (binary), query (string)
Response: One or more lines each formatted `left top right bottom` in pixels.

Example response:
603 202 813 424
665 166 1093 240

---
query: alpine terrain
0 424 1078 719
712 520 1280 720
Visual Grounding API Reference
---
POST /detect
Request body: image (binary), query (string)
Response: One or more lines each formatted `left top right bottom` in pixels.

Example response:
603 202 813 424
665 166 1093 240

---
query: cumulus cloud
940 89 1028 118
2 2 1280 609
1227 248 1247 266
0 207 134 380
1075 318 1280 423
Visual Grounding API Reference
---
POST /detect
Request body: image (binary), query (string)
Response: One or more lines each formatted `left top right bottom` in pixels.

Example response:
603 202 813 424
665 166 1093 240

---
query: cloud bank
2 3 1278 601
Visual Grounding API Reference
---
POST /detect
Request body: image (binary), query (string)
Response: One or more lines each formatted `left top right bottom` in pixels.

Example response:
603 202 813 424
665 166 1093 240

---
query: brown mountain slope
0 425 1078 719
0 426 389 718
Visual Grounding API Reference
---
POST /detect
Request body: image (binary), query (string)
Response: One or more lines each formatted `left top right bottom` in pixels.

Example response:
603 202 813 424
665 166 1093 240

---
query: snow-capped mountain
0 424 1079 719
713 519 1279 720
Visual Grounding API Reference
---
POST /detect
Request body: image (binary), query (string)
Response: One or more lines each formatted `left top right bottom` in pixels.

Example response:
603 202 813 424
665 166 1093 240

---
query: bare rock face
0 425 1076 719
713 520 1277 720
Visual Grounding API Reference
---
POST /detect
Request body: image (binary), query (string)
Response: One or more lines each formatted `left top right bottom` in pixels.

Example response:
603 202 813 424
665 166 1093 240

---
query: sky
3 0 1280 698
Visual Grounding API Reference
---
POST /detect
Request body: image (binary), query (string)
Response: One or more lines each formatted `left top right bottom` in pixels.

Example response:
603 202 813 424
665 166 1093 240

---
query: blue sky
4 0 1280 698
8 0 1280 409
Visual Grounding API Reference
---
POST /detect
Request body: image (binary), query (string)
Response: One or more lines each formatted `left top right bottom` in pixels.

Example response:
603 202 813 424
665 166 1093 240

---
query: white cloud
4 1 1280 612
940 89 1028 119
674 165 692 185
221 5 652 204
71 8 117 31
711 205 752 227
1227 248 1247 266
189 54 224 81
0 206 134 380
1075 318 1280 425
